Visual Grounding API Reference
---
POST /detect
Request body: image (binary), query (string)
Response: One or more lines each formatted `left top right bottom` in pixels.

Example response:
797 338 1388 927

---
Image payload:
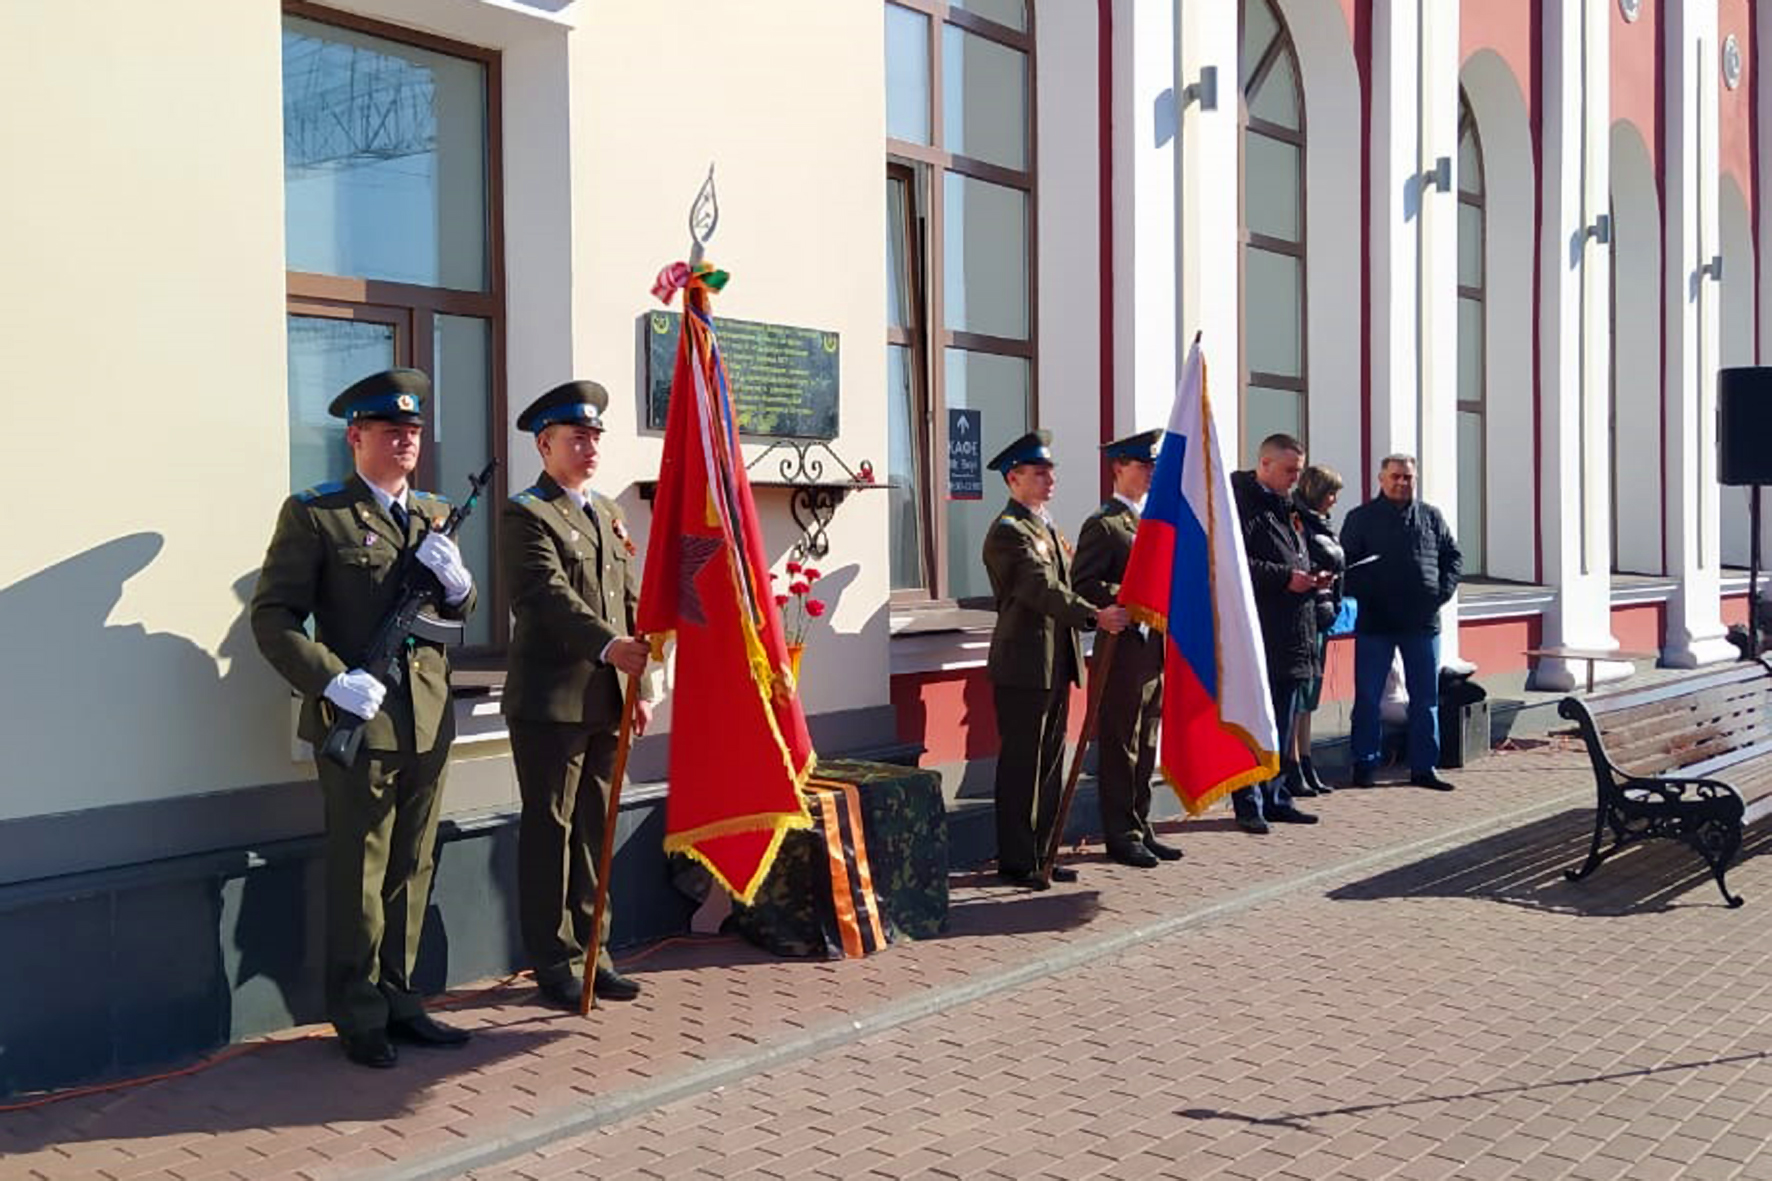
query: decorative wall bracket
745 439 880 562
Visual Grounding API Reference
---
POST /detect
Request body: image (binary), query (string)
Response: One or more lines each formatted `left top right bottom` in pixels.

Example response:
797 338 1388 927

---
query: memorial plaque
947 408 983 500
643 311 840 439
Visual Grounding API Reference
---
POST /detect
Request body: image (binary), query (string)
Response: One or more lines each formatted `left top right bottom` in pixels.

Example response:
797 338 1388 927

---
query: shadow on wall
0 536 292 824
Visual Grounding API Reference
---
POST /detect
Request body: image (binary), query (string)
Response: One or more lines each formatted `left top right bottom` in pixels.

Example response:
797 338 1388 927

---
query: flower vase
787 642 805 684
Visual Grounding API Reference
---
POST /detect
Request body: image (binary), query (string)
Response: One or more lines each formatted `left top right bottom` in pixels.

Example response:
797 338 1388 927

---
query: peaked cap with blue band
328 368 430 424
1101 428 1161 463
986 429 1055 474
517 380 609 434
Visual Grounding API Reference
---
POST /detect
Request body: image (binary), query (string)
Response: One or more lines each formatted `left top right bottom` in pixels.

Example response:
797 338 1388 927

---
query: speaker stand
1754 485 1764 658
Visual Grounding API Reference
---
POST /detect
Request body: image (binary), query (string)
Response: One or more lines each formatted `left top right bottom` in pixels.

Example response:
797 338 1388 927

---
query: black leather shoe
1300 758 1333 794
996 869 1050 891
341 1031 398 1069
387 1011 471 1047
537 977 584 1011
593 967 643 1001
1049 864 1079 883
1410 770 1456 791
1142 834 1184 861
1268 806 1320 825
1236 816 1271 835
1282 762 1319 797
1348 763 1377 788
1108 843 1160 868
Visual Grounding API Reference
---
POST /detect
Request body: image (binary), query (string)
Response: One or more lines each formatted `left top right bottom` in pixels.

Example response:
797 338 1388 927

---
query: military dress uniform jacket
500 473 639 728
982 499 1099 690
251 474 475 755
1072 499 1162 674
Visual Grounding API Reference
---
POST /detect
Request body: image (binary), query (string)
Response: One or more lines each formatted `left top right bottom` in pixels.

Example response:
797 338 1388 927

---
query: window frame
1456 92 1487 576
1238 0 1309 462
282 1 510 647
885 0 1037 607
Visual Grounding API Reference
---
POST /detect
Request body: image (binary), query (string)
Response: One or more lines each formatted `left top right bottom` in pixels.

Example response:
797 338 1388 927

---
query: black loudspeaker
1718 367 1772 486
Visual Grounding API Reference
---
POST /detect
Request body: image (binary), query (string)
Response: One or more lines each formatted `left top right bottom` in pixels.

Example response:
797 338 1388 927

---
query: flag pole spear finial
688 163 719 268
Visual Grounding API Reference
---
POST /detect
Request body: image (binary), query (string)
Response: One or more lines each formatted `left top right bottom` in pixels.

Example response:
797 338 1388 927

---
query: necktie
389 499 409 537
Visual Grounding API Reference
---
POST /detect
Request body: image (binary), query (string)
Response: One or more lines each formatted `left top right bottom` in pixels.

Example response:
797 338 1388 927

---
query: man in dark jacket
982 430 1129 889
1229 434 1326 833
1339 454 1463 789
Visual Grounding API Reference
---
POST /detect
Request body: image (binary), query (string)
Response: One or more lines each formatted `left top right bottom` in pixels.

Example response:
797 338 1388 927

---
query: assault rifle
319 458 499 768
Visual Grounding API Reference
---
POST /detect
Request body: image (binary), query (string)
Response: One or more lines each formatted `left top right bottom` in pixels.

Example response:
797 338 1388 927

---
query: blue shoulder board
295 479 345 503
512 484 544 506
412 489 450 506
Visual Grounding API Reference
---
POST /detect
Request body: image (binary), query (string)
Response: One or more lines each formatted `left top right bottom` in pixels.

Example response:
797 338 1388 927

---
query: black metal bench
1558 658 1772 908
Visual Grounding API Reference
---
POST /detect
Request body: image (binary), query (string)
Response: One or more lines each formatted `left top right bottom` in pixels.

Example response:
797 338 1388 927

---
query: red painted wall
1460 0 1536 114
892 669 1084 763
1719 0 1756 219
1611 0 1661 171
1609 602 1667 652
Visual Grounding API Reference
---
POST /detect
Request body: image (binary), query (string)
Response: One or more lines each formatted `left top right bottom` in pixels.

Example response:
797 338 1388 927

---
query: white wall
0 0 893 823
1044 0 1107 539
1611 121 1665 575
1461 49 1537 583
0 1 291 820
570 1 891 723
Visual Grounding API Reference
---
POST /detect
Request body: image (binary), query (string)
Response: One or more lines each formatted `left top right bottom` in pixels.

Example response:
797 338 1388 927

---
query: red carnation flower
786 560 803 575
769 571 778 581
789 580 811 596
774 594 790 608
803 567 822 582
806 599 827 618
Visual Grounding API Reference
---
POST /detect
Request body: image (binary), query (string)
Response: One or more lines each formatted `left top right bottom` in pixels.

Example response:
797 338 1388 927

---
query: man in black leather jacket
1228 434 1326 833
1339 454 1463 790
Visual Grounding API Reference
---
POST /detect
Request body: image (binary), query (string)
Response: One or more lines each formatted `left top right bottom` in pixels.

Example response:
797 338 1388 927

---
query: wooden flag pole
1040 630 1119 884
582 672 643 1016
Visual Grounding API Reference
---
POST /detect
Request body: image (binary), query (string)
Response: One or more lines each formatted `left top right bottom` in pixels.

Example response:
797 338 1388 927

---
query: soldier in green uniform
982 430 1129 891
1073 429 1183 869
251 368 477 1069
501 381 657 1010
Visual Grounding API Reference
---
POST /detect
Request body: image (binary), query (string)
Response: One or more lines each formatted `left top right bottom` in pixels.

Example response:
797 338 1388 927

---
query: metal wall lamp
1182 66 1218 112
1423 155 1452 193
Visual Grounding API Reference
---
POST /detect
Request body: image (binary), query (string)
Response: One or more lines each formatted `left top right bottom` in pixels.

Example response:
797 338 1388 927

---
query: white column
1369 0 1463 659
1112 0 1181 436
1368 0 1421 464
1175 0 1238 430
1662 0 1736 667
1534 0 1625 690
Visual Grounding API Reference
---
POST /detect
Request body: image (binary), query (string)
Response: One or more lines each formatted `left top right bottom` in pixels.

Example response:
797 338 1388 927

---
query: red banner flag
637 266 815 902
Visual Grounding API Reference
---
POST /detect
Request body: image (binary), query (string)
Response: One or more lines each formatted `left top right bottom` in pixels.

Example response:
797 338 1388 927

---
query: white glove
416 531 473 605
324 668 387 721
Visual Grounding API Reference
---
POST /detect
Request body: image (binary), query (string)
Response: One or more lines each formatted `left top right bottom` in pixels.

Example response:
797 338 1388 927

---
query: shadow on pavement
1327 806 1772 914
1176 1048 1772 1130
944 888 1102 936
0 1024 568 1155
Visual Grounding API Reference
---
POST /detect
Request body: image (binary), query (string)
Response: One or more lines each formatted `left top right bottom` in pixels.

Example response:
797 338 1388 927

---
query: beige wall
0 1 292 821
0 0 890 823
571 1 891 727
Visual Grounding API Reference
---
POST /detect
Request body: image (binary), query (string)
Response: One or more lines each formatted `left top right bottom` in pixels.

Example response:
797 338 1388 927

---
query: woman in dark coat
1292 464 1346 796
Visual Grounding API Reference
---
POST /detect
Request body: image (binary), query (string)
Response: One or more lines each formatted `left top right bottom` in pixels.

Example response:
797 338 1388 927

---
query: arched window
886 0 1034 601
1240 0 1306 461
1456 92 1486 574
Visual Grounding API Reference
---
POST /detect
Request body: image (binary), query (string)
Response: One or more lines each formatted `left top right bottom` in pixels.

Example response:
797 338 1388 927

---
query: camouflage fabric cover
731 759 949 958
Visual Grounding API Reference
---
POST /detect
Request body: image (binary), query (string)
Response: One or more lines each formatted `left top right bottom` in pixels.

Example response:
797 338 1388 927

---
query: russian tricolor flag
1118 339 1280 814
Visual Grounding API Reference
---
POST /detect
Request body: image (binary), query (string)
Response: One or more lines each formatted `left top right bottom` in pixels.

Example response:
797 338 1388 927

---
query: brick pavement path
9 743 1772 1179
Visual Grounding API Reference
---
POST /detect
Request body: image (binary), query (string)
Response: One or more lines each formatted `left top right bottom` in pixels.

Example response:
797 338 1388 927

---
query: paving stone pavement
9 740 1772 1179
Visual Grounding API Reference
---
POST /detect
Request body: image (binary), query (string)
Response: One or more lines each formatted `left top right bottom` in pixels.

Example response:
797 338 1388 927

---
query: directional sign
948 408 982 500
